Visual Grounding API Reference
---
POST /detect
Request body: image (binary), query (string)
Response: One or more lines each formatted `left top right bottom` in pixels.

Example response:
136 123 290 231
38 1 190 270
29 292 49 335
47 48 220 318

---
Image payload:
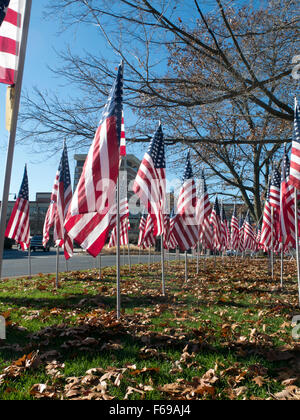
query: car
30 235 50 252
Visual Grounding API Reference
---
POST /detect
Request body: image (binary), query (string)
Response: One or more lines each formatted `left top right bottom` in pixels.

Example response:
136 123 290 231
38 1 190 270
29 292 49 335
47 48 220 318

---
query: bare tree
18 0 299 216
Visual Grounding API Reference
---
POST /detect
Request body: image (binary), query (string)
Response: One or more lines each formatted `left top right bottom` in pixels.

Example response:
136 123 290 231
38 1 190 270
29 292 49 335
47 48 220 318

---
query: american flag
138 212 147 248
289 98 300 190
269 166 281 212
65 62 123 257
172 153 198 251
0 0 25 84
280 147 295 248
43 168 59 248
243 213 256 251
230 204 239 250
171 214 198 251
5 164 29 250
177 151 196 220
167 209 178 250
196 169 211 245
269 166 281 247
238 216 245 253
108 197 130 247
255 225 262 251
43 142 73 259
108 218 130 247
120 111 126 156
0 0 10 26
163 212 170 249
210 196 222 251
260 184 272 251
133 123 166 237
141 214 156 249
220 201 229 250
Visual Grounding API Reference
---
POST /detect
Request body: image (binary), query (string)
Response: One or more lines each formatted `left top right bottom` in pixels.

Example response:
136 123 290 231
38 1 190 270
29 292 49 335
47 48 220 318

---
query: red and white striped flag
0 0 25 85
197 169 212 250
172 153 198 251
133 123 166 238
64 63 123 257
108 197 130 247
167 209 178 250
230 204 239 250
5 164 29 250
243 213 256 251
260 188 272 251
138 212 147 248
280 148 296 248
43 142 73 260
120 111 126 156
289 98 300 190
141 214 156 249
210 196 222 251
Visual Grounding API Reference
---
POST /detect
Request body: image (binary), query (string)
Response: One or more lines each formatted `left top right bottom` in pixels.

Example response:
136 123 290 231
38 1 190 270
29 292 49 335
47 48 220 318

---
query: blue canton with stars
200 168 207 193
270 166 281 189
58 142 71 193
147 123 165 169
100 61 124 145
0 0 10 26
183 151 193 181
281 150 290 181
221 202 227 222
213 196 220 217
18 166 29 200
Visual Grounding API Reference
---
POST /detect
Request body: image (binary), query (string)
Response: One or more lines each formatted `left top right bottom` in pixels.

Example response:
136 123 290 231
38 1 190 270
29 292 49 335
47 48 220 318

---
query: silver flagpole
196 242 200 274
127 234 131 272
99 254 102 280
28 245 31 278
185 251 188 282
0 0 33 280
271 207 274 279
116 174 121 319
294 188 300 307
56 246 59 289
161 235 165 296
280 245 284 289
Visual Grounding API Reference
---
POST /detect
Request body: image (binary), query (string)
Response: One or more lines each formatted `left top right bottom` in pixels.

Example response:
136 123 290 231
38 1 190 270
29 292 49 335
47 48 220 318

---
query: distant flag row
4 61 300 260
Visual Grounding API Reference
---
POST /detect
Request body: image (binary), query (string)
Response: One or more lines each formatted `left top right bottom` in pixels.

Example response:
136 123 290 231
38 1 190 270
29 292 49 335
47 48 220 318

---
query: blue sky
0 0 183 200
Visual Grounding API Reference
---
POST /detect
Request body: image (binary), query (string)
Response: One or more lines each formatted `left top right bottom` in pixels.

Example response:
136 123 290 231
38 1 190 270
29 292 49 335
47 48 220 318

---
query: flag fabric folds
230 205 239 250
172 152 198 251
43 142 73 260
289 98 300 190
0 0 25 84
133 123 166 238
210 196 222 251
5 164 29 250
64 63 123 257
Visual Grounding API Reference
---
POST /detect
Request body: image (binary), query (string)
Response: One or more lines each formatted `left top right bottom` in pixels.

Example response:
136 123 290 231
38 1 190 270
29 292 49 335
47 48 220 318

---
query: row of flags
3 60 300 261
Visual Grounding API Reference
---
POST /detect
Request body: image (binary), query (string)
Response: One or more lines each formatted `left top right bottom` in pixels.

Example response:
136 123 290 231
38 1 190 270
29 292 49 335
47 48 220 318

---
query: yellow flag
6 85 15 132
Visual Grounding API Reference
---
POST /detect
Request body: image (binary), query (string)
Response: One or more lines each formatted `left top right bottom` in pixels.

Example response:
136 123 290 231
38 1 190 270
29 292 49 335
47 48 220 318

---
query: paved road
1 248 177 278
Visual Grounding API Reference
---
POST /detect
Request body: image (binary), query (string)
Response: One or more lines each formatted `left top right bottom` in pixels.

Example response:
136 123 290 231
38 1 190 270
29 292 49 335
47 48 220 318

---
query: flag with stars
133 122 166 237
289 98 300 190
5 164 30 250
230 204 239 250
280 147 296 248
0 0 10 26
65 63 123 257
0 0 26 84
177 151 197 218
210 196 222 251
43 141 73 259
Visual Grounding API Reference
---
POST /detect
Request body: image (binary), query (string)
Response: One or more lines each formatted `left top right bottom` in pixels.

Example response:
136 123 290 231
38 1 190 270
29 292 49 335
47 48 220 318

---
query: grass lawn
0 256 300 400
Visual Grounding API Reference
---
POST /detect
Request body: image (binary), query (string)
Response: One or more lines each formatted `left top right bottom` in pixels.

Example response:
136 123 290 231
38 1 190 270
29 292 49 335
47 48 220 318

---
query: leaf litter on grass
0 258 300 399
